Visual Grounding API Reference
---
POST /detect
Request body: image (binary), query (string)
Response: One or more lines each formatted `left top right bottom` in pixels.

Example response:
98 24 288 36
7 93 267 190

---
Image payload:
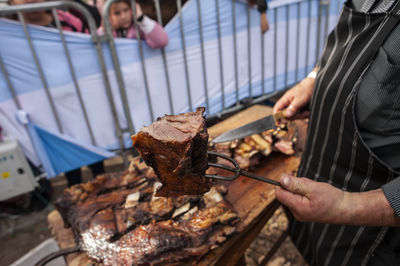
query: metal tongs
205 151 282 186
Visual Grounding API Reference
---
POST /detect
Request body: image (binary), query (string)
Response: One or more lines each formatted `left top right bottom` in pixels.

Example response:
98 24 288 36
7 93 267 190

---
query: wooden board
48 105 305 265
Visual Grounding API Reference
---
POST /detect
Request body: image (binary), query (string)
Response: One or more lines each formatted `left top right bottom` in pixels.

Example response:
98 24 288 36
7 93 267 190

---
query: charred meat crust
131 107 212 196
55 158 240 265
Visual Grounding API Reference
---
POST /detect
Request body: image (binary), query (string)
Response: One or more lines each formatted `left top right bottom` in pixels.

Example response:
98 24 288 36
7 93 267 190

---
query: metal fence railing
0 1 130 165
0 0 343 171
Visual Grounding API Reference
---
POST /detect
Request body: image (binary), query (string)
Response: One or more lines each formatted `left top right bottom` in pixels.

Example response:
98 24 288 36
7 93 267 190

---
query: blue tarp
28 121 115 177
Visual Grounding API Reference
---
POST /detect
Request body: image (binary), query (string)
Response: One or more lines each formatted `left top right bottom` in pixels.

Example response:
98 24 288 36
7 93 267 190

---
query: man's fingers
274 97 305 118
285 98 307 118
273 96 291 113
284 104 297 117
280 174 311 197
275 186 306 211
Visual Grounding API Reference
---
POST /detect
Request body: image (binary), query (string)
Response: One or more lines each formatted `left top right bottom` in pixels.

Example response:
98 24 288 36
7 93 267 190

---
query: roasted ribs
131 107 212 197
55 158 239 265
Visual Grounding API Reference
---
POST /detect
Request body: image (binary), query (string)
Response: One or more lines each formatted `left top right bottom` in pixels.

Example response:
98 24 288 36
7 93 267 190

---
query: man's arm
275 174 400 227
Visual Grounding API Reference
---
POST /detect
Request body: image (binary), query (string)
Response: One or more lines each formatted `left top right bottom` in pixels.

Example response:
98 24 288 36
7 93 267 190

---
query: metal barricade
0 0 342 170
0 1 129 165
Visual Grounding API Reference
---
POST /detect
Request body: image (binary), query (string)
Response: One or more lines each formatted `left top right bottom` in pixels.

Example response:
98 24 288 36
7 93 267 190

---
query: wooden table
47 105 306 266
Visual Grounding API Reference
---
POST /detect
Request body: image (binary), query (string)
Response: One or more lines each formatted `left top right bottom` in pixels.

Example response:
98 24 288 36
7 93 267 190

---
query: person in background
8 0 86 32
98 0 168 48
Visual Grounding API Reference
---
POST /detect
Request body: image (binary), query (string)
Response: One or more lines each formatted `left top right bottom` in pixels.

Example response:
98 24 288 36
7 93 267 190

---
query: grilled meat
210 121 298 169
55 158 239 265
131 107 212 197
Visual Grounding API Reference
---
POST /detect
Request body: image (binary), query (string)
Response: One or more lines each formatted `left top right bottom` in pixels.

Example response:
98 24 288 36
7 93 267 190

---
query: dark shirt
353 0 400 172
245 0 268 13
256 0 268 13
352 0 400 257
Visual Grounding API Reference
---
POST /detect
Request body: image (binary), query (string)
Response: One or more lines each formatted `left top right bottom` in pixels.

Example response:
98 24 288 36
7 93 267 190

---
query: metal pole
196 0 210 115
316 0 322 66
86 4 127 163
0 54 20 108
52 9 96 145
261 23 265 94
305 0 312 74
324 0 330 45
177 0 193 111
92 41 127 163
273 7 277 91
68 0 126 161
285 5 289 88
231 0 239 104
215 0 225 109
132 0 154 121
247 4 252 98
17 12 63 133
101 1 136 136
295 2 301 82
153 0 174 114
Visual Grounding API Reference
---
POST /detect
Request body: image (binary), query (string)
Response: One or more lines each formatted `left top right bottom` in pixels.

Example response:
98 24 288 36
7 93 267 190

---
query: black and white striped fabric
361 0 397 13
290 0 400 265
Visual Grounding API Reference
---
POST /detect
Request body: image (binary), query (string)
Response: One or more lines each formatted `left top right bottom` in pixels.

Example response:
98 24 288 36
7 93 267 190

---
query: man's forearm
276 175 400 227
344 189 400 226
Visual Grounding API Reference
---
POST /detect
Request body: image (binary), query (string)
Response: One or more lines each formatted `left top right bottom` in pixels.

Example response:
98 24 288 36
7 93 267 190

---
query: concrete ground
0 156 307 266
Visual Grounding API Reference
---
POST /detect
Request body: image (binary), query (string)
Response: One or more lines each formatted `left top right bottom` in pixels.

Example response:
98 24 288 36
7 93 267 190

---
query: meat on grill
55 158 239 265
80 199 238 265
131 107 212 197
209 121 298 169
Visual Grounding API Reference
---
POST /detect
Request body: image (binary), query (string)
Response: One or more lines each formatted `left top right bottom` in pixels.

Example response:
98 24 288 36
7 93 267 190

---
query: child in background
98 0 168 49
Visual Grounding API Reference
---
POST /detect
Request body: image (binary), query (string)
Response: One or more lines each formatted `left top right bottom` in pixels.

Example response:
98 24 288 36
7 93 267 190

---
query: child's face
109 2 132 30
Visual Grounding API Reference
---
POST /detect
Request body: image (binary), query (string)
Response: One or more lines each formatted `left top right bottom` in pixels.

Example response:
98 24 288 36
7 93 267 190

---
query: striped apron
291 1 400 265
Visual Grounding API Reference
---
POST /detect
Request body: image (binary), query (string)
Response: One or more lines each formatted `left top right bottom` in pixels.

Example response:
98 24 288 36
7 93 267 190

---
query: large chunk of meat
55 157 240 265
131 107 212 197
80 197 238 266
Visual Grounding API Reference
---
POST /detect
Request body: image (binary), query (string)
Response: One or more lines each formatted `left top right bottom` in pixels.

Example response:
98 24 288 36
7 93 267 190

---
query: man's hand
275 174 350 224
275 174 400 226
273 71 316 119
